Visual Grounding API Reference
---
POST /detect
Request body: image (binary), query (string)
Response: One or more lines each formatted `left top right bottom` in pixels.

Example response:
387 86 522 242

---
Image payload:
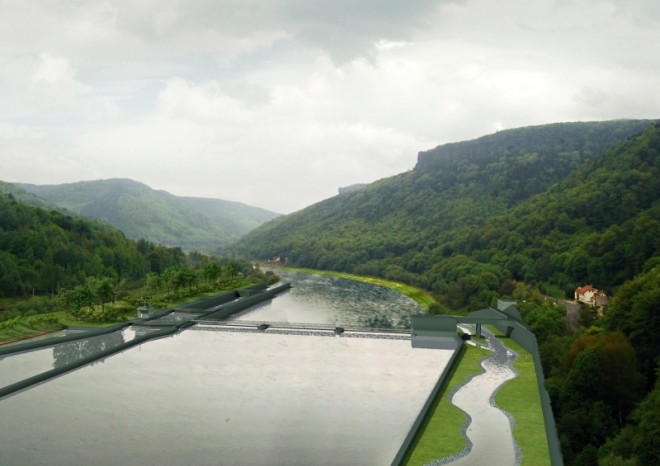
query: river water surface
232 269 425 329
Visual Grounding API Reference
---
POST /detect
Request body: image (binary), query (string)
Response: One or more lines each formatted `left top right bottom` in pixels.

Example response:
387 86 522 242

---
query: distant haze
1 0 658 213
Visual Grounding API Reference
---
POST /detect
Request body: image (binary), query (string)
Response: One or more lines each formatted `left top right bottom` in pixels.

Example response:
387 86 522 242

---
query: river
231 269 426 329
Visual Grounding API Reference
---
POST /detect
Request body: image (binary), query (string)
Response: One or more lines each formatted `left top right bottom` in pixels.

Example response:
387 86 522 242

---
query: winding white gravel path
427 330 520 465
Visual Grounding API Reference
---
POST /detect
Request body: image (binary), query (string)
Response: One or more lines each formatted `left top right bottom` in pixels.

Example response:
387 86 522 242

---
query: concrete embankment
0 282 290 400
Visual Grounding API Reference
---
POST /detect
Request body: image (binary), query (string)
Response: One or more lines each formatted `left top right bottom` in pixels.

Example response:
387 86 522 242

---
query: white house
575 285 608 309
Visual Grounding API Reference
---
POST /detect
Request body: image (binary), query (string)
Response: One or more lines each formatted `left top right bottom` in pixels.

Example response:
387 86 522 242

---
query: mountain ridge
7 178 280 252
232 119 658 300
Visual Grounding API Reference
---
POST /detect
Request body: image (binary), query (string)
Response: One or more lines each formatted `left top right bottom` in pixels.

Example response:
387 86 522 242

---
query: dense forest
0 192 186 297
232 120 659 465
233 120 656 304
8 178 279 252
0 192 270 323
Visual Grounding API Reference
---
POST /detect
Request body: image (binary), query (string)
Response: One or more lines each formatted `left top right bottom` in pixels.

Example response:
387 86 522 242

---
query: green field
406 336 550 465
405 344 491 465
495 338 551 466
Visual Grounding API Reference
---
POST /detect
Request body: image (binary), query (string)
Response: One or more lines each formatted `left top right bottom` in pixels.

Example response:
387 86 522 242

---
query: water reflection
231 270 424 329
0 329 142 389
52 331 126 369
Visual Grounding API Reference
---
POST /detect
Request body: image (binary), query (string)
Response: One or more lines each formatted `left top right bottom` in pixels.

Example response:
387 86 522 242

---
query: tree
96 279 115 313
201 262 220 285
605 265 660 384
599 331 646 424
162 266 187 293
144 272 161 299
70 285 94 313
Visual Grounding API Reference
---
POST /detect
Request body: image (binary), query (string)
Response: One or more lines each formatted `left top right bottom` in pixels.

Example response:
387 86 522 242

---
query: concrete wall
391 343 467 466
0 282 289 400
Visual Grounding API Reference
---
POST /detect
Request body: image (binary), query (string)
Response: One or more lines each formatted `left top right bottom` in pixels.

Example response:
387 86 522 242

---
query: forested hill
415 120 652 205
232 120 660 465
455 123 660 296
0 192 186 297
233 120 655 293
11 179 279 252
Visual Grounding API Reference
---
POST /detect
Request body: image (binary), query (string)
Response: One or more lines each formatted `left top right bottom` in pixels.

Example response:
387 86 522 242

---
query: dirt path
560 300 581 332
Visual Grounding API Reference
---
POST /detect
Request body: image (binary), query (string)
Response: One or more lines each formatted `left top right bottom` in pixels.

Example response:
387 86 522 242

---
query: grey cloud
282 0 462 63
107 0 461 63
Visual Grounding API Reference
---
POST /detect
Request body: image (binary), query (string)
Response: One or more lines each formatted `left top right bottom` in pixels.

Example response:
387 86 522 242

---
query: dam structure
0 277 559 465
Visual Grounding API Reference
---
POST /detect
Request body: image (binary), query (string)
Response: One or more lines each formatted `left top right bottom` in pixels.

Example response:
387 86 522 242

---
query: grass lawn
405 344 491 465
0 319 64 346
494 338 551 466
278 266 437 310
406 329 551 466
52 307 134 328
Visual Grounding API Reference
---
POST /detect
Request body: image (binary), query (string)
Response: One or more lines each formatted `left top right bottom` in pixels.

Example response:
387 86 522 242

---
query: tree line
0 192 270 323
516 263 658 465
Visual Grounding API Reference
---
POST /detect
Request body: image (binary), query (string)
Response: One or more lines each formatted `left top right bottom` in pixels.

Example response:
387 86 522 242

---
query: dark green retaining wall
0 322 131 357
391 342 467 466
0 282 290 400
198 283 291 321
174 289 239 311
493 319 564 466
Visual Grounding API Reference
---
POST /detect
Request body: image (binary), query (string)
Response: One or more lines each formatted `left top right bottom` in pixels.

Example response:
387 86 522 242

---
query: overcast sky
1 0 658 213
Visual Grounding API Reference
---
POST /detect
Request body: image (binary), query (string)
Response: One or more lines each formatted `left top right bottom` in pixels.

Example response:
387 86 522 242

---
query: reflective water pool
0 329 452 465
0 327 145 390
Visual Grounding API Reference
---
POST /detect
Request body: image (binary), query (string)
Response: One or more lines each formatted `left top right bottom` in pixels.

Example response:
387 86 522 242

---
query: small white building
575 285 608 309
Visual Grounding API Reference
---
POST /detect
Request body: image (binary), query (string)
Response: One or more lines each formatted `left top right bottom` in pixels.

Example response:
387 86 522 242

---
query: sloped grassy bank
495 338 551 466
0 315 63 346
405 344 491 464
0 278 261 345
406 332 549 465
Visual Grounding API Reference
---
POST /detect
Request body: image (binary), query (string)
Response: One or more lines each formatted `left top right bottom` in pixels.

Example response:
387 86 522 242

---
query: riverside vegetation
1 120 658 465
0 192 277 343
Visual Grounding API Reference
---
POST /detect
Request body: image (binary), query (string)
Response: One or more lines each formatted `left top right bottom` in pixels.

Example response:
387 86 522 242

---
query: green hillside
0 191 186 297
453 123 660 295
0 181 59 211
233 119 655 295
14 178 279 252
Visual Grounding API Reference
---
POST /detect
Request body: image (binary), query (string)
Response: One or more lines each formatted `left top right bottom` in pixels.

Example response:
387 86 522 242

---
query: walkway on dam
428 328 519 465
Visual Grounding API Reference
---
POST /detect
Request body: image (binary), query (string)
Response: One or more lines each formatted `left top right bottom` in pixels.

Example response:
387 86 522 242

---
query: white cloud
0 123 44 140
0 0 658 213
157 78 255 124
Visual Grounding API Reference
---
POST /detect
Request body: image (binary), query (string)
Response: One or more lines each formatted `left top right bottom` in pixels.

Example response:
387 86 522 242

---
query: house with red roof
575 285 608 310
